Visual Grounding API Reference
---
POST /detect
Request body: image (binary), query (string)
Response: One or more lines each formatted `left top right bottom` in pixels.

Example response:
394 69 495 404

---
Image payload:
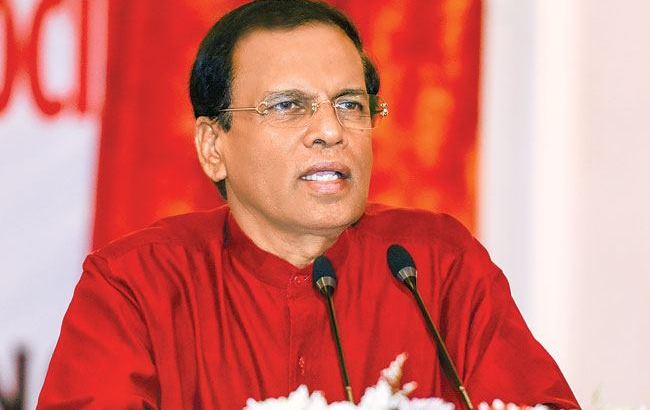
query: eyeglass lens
258 92 385 129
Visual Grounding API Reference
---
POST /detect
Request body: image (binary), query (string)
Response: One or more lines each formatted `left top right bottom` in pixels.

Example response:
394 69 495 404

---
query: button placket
297 355 306 376
287 268 318 386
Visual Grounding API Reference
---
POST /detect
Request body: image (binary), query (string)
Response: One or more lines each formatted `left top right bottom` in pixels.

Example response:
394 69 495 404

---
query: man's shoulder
359 203 474 252
93 205 229 260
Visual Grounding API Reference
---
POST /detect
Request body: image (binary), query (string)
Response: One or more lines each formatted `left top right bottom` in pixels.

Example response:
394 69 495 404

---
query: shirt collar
223 209 352 289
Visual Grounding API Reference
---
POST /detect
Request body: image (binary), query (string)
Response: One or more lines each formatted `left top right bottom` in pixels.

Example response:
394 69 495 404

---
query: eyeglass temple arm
218 107 259 113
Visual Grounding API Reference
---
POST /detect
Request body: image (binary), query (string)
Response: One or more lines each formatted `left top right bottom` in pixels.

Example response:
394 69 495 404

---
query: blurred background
0 0 648 408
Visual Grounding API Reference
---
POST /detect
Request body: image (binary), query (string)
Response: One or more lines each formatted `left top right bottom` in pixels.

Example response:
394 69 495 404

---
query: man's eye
336 100 364 112
268 100 304 112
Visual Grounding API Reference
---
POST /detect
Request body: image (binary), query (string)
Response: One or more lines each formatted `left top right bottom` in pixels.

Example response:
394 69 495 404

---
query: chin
302 199 367 232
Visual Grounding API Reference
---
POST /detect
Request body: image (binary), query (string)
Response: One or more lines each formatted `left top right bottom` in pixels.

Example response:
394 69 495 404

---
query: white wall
480 0 650 406
0 1 106 408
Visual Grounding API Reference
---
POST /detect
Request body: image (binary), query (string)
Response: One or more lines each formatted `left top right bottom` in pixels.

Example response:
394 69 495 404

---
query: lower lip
300 177 349 194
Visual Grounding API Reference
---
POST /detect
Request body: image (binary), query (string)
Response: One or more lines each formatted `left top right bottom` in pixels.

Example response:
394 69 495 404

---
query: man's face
219 24 373 237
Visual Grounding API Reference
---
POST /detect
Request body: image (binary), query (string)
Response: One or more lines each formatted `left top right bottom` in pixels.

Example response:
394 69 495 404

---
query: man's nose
303 100 346 148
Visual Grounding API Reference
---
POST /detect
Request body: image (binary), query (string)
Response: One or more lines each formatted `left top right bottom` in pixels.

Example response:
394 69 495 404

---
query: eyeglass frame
216 92 389 130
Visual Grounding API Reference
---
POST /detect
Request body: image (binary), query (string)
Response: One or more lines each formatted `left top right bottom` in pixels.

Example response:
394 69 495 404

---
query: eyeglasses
218 91 389 130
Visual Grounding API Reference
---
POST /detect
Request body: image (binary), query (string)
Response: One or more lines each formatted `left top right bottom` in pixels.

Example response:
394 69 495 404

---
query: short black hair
189 0 380 199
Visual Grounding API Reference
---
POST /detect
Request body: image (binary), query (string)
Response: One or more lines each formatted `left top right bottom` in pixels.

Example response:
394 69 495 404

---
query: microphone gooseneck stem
326 294 354 403
409 285 474 410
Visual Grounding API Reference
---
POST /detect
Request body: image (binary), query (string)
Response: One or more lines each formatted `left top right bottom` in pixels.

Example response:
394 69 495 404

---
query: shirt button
298 356 306 376
292 275 308 287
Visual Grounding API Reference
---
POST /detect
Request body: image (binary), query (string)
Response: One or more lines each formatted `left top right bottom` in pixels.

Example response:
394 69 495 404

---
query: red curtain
93 0 481 248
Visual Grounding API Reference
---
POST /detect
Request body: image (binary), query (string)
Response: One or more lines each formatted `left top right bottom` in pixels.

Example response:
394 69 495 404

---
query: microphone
386 244 474 410
312 256 354 403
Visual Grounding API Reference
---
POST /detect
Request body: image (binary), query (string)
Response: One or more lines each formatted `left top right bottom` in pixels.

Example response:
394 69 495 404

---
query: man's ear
194 117 227 182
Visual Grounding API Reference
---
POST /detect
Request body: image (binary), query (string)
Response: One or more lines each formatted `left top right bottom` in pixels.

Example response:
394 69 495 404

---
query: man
38 1 579 409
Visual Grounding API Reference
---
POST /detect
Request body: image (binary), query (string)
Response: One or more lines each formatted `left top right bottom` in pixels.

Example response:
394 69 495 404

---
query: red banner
93 0 481 248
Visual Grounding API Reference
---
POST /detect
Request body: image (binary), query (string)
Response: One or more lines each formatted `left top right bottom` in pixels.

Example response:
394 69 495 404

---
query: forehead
231 23 366 100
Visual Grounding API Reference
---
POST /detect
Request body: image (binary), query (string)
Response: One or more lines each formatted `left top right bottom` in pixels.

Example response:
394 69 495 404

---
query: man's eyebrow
261 89 316 100
260 88 367 100
334 88 366 98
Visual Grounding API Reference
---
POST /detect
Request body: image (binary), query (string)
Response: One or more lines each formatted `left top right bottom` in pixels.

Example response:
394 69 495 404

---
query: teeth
301 171 342 181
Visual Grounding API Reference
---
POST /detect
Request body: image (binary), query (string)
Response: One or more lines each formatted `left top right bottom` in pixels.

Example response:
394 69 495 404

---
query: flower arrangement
242 354 550 410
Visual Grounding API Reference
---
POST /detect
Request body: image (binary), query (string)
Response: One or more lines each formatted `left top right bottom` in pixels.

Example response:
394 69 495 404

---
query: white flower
357 379 394 409
397 397 455 410
242 354 453 410
381 353 408 390
243 385 327 410
492 399 505 410
476 401 552 410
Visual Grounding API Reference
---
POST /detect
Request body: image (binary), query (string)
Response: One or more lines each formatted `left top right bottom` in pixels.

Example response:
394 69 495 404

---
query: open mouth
300 171 348 182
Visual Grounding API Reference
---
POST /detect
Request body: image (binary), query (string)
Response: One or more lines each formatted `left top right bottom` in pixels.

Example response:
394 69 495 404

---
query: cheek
366 141 374 169
355 136 374 179
224 128 294 190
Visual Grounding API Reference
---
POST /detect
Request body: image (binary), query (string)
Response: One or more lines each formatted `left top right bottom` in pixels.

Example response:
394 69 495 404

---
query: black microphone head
387 244 416 274
386 244 417 289
312 255 337 297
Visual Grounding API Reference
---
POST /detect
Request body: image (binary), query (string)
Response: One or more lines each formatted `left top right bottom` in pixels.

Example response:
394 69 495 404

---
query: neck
229 206 346 269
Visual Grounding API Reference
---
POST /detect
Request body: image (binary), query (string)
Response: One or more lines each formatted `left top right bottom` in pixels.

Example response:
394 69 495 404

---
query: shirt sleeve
37 254 160 409
441 236 580 409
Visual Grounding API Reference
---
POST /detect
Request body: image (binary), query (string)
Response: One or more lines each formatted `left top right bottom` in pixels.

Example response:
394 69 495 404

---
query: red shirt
38 204 579 409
